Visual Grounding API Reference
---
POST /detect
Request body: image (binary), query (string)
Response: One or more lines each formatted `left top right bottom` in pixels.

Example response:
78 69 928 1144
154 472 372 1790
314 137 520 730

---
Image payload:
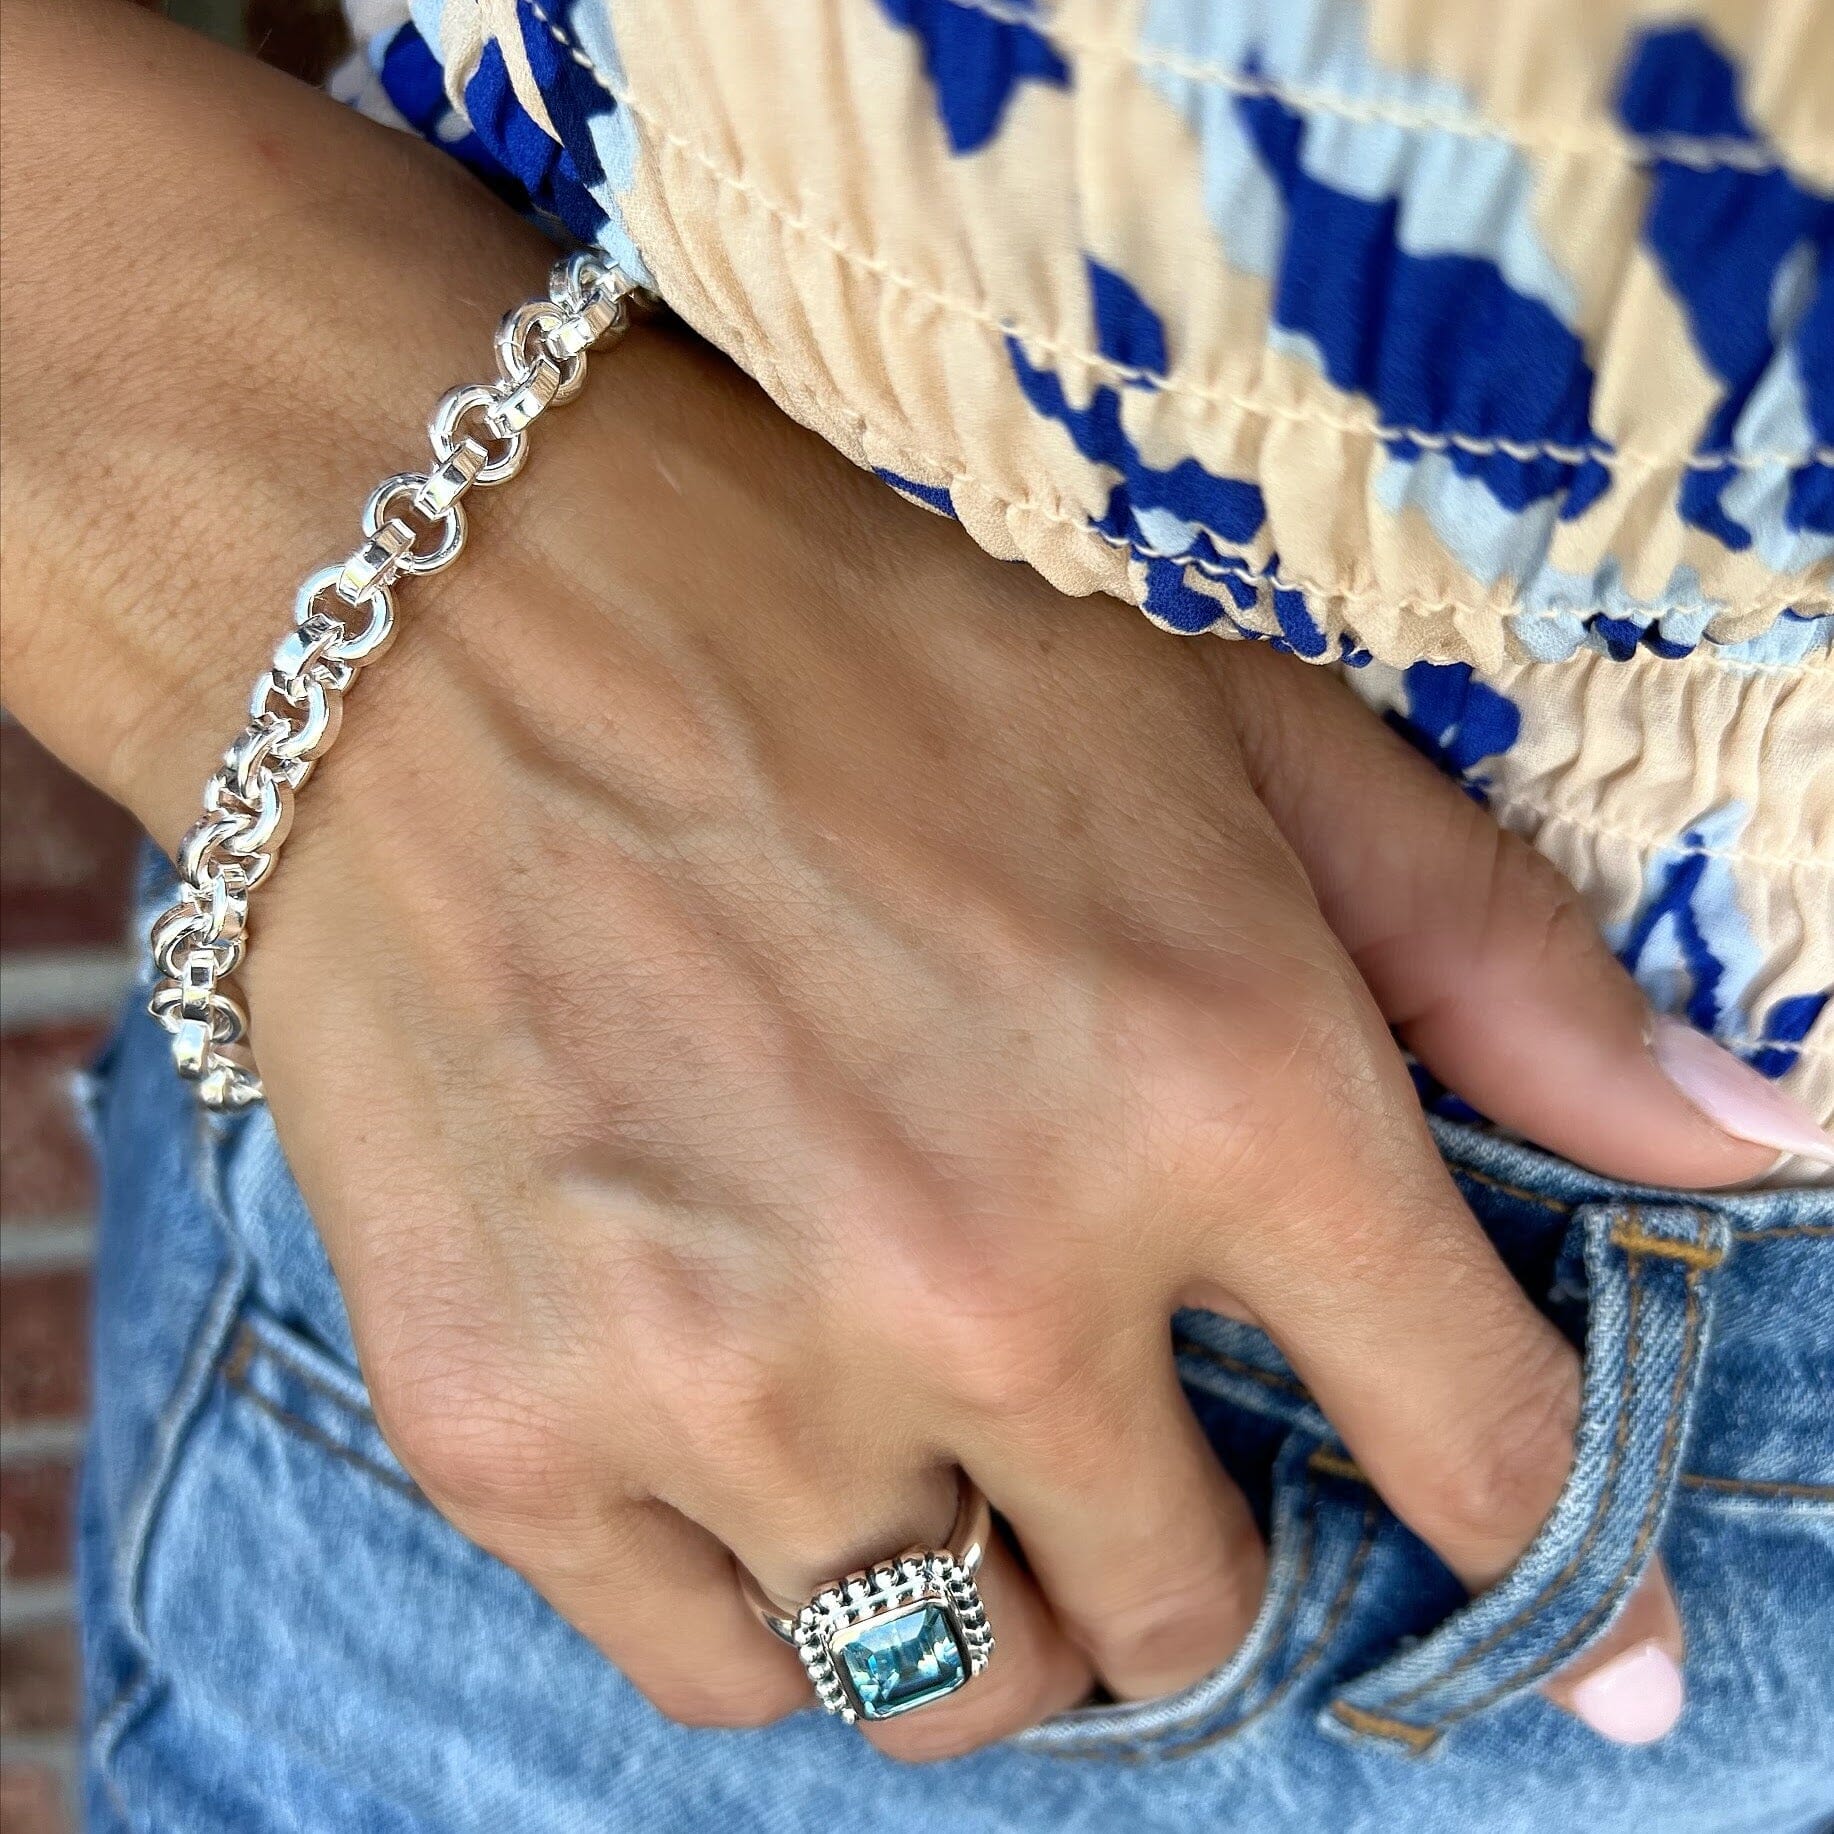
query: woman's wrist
0 0 561 844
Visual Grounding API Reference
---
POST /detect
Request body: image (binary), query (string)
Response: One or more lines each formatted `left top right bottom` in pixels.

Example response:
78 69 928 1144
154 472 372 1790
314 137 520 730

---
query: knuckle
644 1330 800 1463
1485 830 1601 981
1118 967 1375 1205
1062 1574 1247 1682
933 1309 1090 1424
1421 1332 1581 1562
369 1348 587 1523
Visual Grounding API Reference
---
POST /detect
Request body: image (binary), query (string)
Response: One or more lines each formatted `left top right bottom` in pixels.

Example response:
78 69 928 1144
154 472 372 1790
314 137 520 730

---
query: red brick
0 1462 77 1584
0 1027 105 1221
0 1271 88 1426
0 1763 70 1834
0 1621 78 1737
0 724 136 951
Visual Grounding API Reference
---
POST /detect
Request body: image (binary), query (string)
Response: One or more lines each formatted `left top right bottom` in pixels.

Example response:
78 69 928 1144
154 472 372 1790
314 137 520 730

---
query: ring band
741 1474 996 1723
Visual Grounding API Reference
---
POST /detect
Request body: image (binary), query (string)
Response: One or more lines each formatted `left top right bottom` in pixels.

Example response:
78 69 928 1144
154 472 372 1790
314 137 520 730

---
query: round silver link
337 518 417 601
151 902 245 982
496 300 587 405
416 438 489 516
252 670 343 764
205 769 293 858
486 356 562 438
430 383 529 486
364 473 469 575
177 810 247 883
150 979 249 1047
223 716 291 803
148 256 652 1107
294 564 397 665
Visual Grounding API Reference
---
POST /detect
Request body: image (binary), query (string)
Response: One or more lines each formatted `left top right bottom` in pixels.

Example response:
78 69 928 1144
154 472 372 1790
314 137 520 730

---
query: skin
0 0 1777 1762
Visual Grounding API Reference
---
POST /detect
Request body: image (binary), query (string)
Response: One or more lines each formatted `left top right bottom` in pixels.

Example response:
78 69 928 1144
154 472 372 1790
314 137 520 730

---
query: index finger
1184 1002 1686 1741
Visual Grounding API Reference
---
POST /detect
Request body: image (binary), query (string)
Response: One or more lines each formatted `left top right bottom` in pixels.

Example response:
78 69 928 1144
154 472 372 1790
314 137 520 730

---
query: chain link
148 252 648 1110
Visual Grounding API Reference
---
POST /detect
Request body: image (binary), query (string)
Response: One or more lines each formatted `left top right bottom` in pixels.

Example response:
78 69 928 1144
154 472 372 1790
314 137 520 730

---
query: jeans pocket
106 1293 643 1833
1327 1197 1730 1756
1014 1430 1380 1761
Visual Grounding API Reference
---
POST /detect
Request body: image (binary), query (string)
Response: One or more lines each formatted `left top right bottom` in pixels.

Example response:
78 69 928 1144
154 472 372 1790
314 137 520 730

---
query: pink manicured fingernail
1568 1641 1685 1745
1649 1016 1834 1169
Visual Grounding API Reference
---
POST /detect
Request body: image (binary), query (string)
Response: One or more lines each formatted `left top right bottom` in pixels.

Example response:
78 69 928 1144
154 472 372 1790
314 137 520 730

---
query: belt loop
1325 1200 1729 1755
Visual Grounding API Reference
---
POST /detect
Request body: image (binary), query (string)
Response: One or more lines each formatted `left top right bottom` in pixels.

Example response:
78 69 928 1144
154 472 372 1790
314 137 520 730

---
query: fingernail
1649 1016 1834 1169
1567 1640 1685 1745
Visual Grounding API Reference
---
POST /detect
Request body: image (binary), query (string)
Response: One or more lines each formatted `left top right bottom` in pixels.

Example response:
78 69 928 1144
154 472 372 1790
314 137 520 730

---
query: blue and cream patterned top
336 0 1834 1178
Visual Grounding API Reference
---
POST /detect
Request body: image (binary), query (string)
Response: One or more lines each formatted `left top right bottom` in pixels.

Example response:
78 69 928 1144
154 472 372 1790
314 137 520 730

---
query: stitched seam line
1680 1473 1834 1500
1490 795 1834 875
1731 1223 1834 1241
937 0 1799 174
1173 1335 1310 1398
1372 1234 1644 1713
1308 1448 1365 1482
785 383 1831 625
1332 1701 1437 1751
1051 1471 1320 1757
521 0 1831 477
239 1322 379 1426
1417 1259 1704 1734
1606 1224 1726 1270
1452 1165 1573 1214
1141 1501 1380 1764
1027 498 1820 622
1648 652 1834 680
223 1365 425 1505
1301 1460 1817 1499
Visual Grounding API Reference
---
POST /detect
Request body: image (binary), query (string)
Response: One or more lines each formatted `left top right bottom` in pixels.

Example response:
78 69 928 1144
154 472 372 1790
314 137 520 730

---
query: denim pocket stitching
228 1316 376 1426
1037 1464 1379 1763
90 1251 251 1826
1679 1473 1834 1503
1452 1165 1573 1215
1133 1496 1380 1766
1334 1229 1712 1751
1731 1222 1834 1242
220 1328 424 1506
1172 1334 1311 1400
1365 1248 1647 1718
1409 1255 1707 1738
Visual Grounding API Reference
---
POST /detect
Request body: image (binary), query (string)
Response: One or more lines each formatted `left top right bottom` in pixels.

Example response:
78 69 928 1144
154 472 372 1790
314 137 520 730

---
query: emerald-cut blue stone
835 1604 967 1719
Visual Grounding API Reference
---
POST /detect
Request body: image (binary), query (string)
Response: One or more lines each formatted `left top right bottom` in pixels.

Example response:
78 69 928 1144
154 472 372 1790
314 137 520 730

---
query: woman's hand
219 310 1790 1754
6 0 1809 1761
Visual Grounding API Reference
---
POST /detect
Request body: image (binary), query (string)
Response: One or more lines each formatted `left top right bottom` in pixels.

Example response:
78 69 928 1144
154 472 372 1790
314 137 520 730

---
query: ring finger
707 1467 1094 1760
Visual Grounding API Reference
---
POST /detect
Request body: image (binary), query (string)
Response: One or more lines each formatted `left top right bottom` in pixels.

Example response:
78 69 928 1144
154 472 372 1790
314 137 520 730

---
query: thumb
1212 645 1833 1190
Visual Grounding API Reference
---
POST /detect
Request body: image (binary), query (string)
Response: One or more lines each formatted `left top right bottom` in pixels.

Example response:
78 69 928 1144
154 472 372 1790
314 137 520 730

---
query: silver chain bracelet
147 251 649 1111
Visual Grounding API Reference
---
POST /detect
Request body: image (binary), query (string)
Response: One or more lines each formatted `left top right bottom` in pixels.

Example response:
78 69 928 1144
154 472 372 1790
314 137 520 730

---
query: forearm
0 0 560 845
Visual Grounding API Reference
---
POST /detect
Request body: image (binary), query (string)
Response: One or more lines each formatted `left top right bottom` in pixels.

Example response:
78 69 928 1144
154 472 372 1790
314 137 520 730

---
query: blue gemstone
835 1604 967 1719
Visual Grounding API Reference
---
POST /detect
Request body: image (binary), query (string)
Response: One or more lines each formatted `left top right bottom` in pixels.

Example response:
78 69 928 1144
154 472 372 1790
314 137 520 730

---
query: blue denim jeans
78 978 1834 1831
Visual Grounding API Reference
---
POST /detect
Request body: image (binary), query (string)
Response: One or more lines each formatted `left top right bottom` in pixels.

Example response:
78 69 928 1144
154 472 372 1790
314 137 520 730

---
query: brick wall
3 13 350 1825
1 724 138 1833
7 0 267 1761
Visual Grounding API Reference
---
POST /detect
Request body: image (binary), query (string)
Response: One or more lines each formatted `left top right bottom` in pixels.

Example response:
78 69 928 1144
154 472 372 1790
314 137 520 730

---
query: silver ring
740 1474 996 1724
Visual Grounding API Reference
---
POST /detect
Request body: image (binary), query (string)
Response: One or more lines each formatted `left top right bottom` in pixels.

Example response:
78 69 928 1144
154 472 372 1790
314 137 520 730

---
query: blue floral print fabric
331 0 1833 1175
